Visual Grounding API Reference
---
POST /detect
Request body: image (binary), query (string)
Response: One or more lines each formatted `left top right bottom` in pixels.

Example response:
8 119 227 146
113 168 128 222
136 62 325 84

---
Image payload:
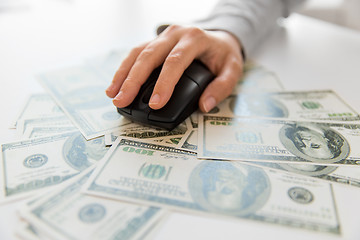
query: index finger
149 29 208 109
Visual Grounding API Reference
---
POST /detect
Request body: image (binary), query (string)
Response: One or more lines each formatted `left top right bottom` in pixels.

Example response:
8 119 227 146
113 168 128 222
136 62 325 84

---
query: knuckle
218 77 234 97
165 52 184 67
123 76 142 90
166 24 182 33
136 47 156 63
130 45 144 55
227 58 243 79
185 27 206 40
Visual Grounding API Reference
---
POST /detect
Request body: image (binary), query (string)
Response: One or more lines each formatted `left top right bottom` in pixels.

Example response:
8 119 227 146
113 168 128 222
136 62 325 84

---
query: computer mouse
117 60 215 130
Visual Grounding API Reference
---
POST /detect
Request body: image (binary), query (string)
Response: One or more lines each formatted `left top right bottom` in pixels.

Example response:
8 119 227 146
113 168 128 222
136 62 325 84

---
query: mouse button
148 76 200 123
142 82 155 104
132 105 151 121
184 61 214 90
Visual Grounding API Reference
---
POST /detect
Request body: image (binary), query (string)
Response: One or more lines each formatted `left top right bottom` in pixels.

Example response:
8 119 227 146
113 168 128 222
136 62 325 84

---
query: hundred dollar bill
12 93 65 129
198 115 360 166
83 139 340 234
177 130 360 187
19 169 165 240
37 65 131 139
233 62 284 94
17 115 74 136
179 130 360 187
178 129 198 151
189 111 199 128
209 90 360 122
0 131 108 201
249 162 360 188
105 119 191 147
23 126 78 139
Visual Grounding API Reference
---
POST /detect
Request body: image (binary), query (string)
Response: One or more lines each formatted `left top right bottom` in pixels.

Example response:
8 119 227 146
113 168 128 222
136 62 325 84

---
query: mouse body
117 60 215 130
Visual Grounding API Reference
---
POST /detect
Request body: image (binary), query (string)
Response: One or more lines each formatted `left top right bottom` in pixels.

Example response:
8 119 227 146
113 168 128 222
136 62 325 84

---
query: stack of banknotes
2 50 360 239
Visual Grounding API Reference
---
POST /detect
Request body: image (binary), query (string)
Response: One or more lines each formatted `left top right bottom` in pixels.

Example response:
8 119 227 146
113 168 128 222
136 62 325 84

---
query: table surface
1 1 360 239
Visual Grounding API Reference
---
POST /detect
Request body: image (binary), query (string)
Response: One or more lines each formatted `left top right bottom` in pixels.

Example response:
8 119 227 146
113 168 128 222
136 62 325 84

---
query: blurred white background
299 0 360 31
1 1 360 240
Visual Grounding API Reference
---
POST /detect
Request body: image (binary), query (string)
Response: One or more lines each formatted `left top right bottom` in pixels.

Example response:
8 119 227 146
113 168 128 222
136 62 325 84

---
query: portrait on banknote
189 161 270 216
279 123 350 164
63 132 108 171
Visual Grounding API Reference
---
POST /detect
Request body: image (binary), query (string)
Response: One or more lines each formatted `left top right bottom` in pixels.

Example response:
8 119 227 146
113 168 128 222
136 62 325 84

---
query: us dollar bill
83 139 340 234
105 119 191 147
180 130 360 187
233 61 284 94
17 116 74 136
37 65 132 140
0 131 108 201
23 126 78 139
178 129 197 151
19 169 165 240
209 90 360 122
12 93 65 129
198 115 360 166
248 162 360 188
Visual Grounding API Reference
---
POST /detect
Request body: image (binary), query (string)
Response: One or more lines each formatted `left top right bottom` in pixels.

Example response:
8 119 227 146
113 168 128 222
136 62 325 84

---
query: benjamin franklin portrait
189 161 270 216
63 132 108 171
279 123 350 164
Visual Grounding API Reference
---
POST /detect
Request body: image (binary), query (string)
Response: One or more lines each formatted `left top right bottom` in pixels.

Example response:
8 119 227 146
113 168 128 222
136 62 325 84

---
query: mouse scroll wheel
142 83 155 104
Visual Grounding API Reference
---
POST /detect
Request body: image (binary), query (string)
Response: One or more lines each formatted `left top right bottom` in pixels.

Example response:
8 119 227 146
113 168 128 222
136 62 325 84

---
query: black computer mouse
117 60 215 130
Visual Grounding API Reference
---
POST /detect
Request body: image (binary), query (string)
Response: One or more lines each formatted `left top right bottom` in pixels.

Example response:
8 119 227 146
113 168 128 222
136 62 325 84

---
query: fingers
149 28 208 109
111 26 192 108
105 42 148 98
199 56 243 113
112 37 180 108
107 24 244 113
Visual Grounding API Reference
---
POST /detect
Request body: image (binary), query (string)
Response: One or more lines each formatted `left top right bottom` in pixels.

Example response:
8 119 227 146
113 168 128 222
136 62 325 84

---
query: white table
1 1 360 239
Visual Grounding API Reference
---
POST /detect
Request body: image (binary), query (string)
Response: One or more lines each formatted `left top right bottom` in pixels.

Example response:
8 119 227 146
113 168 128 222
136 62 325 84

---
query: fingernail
149 93 160 106
204 96 216 112
114 91 124 100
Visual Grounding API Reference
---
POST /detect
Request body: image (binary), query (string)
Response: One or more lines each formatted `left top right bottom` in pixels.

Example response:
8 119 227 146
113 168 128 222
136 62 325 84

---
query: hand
106 25 244 113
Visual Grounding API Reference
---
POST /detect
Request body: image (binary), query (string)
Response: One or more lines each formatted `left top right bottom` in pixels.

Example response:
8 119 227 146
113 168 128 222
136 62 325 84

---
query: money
105 119 191 147
23 126 78 139
189 111 199 128
209 90 360 122
198 115 360 166
17 115 74 137
179 130 360 187
12 93 65 129
233 62 284 94
19 169 165 240
249 161 360 188
0 131 108 201
83 139 340 234
37 65 132 139
178 129 198 151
